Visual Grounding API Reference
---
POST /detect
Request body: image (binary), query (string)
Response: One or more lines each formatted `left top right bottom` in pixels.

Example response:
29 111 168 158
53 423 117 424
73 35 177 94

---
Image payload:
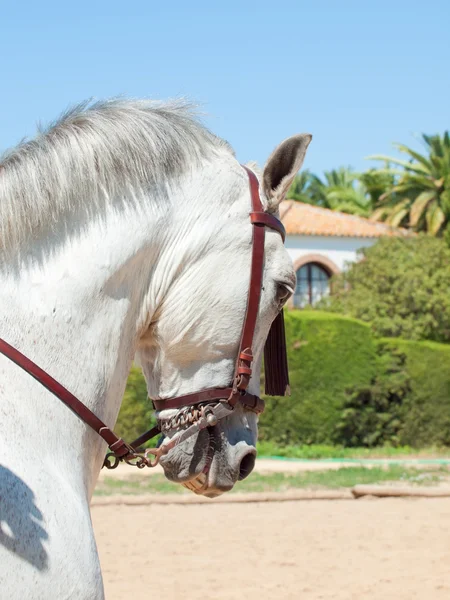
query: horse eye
277 283 293 306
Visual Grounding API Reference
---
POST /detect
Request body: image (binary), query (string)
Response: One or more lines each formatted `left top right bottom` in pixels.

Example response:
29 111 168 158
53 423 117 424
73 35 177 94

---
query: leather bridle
0 166 290 469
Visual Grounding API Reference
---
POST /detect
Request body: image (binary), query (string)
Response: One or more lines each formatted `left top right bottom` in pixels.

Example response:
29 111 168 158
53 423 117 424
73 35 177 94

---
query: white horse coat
0 99 311 598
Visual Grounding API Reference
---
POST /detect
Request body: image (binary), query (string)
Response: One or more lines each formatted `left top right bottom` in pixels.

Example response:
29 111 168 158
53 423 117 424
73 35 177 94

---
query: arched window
294 263 331 308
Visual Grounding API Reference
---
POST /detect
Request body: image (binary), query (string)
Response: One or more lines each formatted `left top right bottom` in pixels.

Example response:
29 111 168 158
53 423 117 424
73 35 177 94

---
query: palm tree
359 168 397 209
368 133 450 234
286 170 322 205
288 167 376 217
319 168 374 216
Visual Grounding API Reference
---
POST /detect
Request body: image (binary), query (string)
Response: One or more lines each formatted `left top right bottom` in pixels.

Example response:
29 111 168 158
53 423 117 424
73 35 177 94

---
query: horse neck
0 190 169 496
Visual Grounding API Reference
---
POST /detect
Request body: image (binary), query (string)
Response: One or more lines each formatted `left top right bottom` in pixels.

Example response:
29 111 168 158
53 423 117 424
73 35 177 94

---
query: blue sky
1 1 448 176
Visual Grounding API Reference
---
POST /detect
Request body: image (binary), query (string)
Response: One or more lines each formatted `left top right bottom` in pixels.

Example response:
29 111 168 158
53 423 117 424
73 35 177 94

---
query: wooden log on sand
91 489 353 506
352 485 450 499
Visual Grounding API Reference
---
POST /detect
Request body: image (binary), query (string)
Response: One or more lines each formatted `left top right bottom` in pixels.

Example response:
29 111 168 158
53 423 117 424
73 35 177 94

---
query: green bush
261 310 450 448
335 338 450 447
333 342 410 447
259 310 377 445
382 338 450 446
115 365 155 444
323 235 450 343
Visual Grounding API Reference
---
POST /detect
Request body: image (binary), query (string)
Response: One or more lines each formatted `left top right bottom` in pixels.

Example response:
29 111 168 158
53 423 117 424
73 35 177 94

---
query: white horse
0 99 311 599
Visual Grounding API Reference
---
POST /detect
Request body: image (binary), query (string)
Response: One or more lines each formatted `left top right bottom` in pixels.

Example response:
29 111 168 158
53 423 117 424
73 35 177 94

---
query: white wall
285 235 377 272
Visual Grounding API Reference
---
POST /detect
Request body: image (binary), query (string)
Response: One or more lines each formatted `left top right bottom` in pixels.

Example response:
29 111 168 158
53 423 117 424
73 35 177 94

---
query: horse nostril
238 452 256 481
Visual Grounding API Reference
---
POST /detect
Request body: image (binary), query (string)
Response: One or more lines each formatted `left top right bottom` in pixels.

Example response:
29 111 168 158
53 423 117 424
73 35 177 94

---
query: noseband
0 167 289 469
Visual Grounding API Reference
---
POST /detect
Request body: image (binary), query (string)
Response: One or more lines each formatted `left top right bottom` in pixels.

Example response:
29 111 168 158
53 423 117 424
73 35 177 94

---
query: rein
0 167 289 470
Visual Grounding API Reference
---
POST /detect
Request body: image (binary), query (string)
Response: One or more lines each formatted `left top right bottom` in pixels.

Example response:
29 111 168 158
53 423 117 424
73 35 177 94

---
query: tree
287 167 376 217
285 169 321 204
323 235 450 343
368 133 450 235
359 168 397 208
320 168 372 216
115 365 156 446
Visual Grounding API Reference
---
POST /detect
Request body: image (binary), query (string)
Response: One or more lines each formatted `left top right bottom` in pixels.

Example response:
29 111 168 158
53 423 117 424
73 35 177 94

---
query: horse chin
158 425 257 497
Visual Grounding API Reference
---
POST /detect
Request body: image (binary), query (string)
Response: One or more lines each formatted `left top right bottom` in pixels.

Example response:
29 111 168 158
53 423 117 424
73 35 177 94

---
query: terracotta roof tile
279 201 411 238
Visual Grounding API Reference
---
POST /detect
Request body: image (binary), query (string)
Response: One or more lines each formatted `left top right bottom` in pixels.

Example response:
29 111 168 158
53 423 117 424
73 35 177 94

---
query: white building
279 201 409 308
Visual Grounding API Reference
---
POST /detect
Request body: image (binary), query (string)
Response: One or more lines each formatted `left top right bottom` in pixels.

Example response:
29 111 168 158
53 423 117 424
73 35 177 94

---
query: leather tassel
264 310 290 396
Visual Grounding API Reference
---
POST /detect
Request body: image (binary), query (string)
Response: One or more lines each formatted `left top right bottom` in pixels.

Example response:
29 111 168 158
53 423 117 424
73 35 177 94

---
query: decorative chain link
160 403 209 433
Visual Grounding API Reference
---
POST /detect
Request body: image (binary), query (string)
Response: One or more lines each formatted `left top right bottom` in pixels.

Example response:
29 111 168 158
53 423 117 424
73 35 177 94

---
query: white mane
0 98 232 251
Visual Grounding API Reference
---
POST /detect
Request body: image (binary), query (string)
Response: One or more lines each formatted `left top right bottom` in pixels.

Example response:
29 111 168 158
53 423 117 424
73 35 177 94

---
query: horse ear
262 134 312 209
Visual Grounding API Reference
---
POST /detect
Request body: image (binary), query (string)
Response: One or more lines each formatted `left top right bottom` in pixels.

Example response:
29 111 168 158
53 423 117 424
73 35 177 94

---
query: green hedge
380 338 450 446
115 365 156 444
117 310 450 448
333 337 450 447
259 311 377 445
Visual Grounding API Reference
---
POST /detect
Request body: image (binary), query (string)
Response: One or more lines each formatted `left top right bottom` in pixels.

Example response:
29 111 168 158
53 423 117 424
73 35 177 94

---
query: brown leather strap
239 393 265 413
0 338 132 458
245 166 264 211
129 424 161 450
152 387 264 414
152 388 234 411
250 212 286 242
229 167 267 394
234 220 265 389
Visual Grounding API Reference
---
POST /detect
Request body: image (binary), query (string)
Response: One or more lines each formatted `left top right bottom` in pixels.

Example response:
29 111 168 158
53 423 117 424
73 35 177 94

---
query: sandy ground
93 497 450 600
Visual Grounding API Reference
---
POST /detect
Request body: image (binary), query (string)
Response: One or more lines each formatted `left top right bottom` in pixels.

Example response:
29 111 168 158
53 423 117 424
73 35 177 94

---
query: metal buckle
103 452 121 469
